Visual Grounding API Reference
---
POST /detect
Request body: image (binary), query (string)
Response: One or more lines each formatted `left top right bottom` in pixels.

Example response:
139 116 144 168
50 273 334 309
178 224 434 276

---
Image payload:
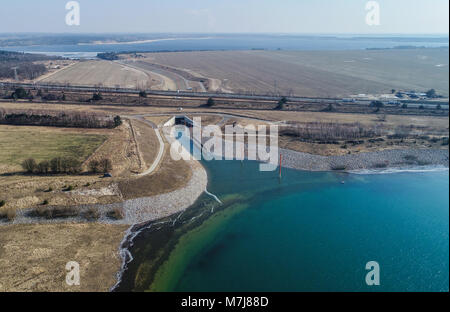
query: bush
114 115 122 127
50 157 81 174
107 207 124 220
0 207 16 221
322 103 334 112
34 206 78 219
85 207 100 220
42 199 49 205
37 160 50 174
276 97 288 110
139 90 147 98
89 160 100 173
99 158 113 173
206 97 215 107
22 158 37 173
91 92 103 101
63 157 82 174
426 89 436 98
0 200 5 207
11 87 29 100
63 185 74 192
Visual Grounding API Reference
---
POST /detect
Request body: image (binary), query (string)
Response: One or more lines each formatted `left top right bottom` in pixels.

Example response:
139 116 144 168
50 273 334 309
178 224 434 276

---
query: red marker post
279 153 282 178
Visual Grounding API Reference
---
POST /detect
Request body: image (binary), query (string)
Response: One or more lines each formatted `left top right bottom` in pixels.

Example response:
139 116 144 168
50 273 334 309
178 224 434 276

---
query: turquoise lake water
174 161 449 291
118 156 449 292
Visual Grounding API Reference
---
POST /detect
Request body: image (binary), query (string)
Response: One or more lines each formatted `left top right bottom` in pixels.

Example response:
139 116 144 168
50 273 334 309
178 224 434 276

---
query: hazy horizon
0 0 448 34
0 32 449 36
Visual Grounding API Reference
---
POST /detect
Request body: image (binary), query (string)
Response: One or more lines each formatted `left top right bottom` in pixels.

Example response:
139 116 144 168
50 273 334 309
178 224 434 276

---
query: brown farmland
134 48 449 97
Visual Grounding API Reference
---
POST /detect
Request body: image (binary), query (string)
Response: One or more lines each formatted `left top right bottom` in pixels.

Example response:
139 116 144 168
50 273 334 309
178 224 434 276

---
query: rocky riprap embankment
280 148 449 171
122 162 207 224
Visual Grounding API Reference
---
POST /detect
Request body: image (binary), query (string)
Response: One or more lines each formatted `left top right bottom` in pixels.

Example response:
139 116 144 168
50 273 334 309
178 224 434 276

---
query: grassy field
40 60 157 89
137 48 449 97
0 223 127 292
0 125 107 173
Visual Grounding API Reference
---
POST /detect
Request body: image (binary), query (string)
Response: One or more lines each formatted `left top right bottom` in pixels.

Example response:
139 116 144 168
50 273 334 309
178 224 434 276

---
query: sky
0 0 448 34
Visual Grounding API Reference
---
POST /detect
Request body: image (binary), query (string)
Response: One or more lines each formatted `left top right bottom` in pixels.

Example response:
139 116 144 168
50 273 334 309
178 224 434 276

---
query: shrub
21 158 37 173
63 157 82 174
50 157 63 173
426 89 436 98
37 160 50 174
107 207 124 220
42 199 49 205
91 92 103 101
139 90 147 98
276 97 288 110
85 207 100 220
63 185 74 192
0 207 16 221
50 157 81 174
114 115 122 127
0 200 5 207
99 158 113 173
89 160 100 173
34 206 78 219
206 97 215 107
322 103 334 112
11 87 29 99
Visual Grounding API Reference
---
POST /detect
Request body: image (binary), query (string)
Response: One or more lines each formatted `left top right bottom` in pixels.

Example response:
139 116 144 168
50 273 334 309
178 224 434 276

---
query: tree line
0 109 122 129
22 157 113 175
0 51 58 80
280 122 383 142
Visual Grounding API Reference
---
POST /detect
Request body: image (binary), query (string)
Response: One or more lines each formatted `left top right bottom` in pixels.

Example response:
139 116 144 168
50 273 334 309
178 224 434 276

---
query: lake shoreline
111 146 449 291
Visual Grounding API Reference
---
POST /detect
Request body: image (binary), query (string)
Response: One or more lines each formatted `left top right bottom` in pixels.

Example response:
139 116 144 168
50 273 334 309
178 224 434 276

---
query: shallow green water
119 159 449 292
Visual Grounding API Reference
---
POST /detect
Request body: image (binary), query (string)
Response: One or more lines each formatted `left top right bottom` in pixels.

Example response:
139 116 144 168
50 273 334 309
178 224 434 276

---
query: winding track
127 116 166 177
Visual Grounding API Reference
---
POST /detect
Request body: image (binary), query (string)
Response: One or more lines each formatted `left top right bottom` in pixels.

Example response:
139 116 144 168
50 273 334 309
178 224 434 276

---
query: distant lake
2 34 448 58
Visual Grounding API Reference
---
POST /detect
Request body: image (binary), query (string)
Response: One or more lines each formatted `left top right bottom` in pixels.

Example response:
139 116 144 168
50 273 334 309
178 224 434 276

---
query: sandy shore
280 148 449 172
